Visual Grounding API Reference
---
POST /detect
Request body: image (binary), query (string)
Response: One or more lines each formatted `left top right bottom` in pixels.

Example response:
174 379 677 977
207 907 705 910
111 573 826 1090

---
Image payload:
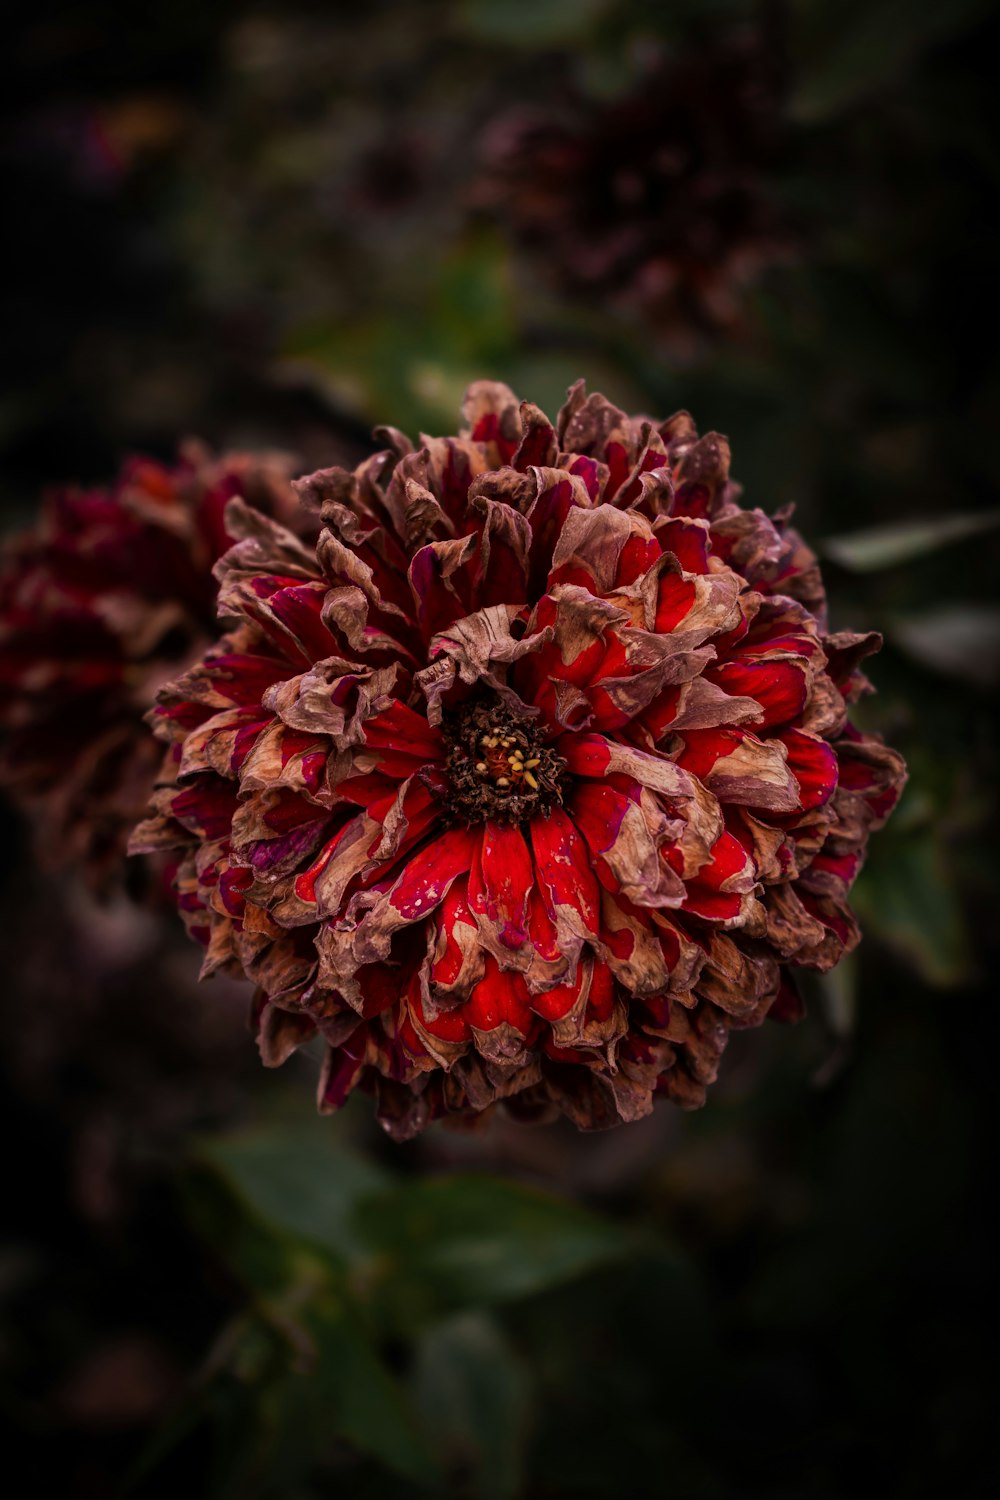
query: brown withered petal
132 382 906 1138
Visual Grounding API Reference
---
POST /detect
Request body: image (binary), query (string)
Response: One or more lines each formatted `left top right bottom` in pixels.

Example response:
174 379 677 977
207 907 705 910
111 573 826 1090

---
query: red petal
171 779 239 841
254 577 340 665
409 541 475 640
512 411 557 470
358 960 414 1019
410 985 471 1044
469 821 533 949
706 658 808 728
654 572 698 632
557 733 613 779
430 879 478 987
673 727 741 783
466 955 534 1033
769 972 805 1023
567 454 604 500
363 701 442 753
336 772 404 812
807 848 862 889
530 807 601 936
602 440 631 502
777 728 839 810
387 826 481 923
477 508 530 609
690 830 751 891
657 516 712 574
526 884 562 963
531 964 585 1022
570 779 635 892
318 1025 368 1110
471 413 519 467
616 532 661 588
528 477 584 596
681 889 744 921
587 960 615 1022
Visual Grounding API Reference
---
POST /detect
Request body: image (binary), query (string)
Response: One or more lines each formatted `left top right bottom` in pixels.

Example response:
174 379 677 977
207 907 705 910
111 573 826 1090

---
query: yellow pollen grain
496 776 510 787
524 757 540 768
523 771 539 790
475 761 488 773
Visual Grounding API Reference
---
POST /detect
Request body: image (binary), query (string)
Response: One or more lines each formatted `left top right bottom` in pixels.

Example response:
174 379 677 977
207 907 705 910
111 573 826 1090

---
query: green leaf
195 1119 392 1264
822 508 1000 571
307 1291 441 1488
179 1158 313 1305
187 1129 634 1320
283 233 520 433
790 0 995 123
359 1173 636 1328
177 1163 439 1491
852 824 972 988
458 0 610 46
888 605 1000 688
411 1312 531 1500
818 952 859 1040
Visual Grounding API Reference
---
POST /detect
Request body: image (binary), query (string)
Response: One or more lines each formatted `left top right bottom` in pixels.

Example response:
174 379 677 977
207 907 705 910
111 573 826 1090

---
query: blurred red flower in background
133 382 905 1137
0 443 311 887
478 35 789 346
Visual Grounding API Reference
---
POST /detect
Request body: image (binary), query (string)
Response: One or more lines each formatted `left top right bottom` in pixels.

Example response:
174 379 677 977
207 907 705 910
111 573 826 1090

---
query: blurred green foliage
130 1118 638 1497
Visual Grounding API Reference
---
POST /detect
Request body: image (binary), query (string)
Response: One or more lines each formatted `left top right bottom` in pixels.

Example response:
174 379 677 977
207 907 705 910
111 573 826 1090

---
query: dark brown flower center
441 698 566 826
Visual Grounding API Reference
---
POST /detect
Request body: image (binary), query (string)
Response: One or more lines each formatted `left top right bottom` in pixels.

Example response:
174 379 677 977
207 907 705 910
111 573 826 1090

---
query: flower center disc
442 698 566 826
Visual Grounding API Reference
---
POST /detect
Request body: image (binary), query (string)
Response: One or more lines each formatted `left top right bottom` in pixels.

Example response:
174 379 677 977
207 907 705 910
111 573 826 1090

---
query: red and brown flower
0 442 310 886
132 382 905 1137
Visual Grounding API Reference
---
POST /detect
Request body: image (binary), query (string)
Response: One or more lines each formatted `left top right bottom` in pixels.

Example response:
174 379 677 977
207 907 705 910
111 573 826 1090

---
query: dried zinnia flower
132 382 905 1138
478 36 788 345
0 442 310 887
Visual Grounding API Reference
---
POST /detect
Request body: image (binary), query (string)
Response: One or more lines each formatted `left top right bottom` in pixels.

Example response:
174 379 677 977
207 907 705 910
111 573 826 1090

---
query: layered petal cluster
134 383 905 1137
0 443 309 885
478 37 788 344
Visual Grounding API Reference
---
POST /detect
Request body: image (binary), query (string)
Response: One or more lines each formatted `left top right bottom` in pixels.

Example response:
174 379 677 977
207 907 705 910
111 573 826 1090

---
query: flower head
478 37 788 345
0 443 308 886
133 382 905 1137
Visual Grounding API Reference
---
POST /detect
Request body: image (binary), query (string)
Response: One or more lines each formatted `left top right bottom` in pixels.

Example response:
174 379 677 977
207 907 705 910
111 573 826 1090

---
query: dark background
1 3 998 1496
